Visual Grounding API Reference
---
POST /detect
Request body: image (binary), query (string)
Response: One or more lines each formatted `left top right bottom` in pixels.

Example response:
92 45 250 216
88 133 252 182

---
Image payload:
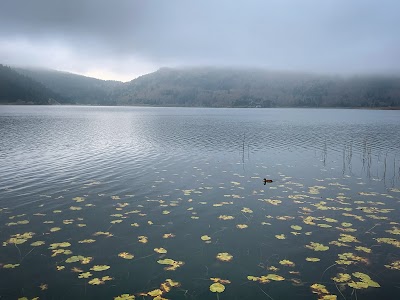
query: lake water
0 106 399 300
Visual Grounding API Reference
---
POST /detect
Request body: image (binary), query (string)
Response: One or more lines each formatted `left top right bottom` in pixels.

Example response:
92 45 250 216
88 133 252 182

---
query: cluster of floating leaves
137 278 180 299
1 170 399 299
332 272 380 289
157 258 184 271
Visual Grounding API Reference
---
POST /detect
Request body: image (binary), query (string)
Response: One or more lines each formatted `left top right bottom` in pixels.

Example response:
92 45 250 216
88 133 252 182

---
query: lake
0 106 399 300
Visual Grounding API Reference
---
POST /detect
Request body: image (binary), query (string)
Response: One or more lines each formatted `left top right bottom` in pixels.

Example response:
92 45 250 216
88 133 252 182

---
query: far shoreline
1 103 400 110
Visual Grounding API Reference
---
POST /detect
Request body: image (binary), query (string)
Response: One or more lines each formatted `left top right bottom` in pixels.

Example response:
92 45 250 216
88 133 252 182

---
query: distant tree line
1 64 400 108
0 64 66 104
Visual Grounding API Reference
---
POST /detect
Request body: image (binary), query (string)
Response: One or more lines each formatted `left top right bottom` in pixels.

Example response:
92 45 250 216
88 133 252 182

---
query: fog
1 0 399 81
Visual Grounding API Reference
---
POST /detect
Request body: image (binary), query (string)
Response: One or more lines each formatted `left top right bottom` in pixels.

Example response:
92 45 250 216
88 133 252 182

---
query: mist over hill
0 64 66 104
15 67 123 105
116 67 400 108
2 65 400 108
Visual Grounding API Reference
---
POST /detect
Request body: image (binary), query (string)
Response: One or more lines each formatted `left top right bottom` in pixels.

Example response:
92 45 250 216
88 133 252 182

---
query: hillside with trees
0 64 66 104
15 67 123 105
2 65 400 107
115 67 400 108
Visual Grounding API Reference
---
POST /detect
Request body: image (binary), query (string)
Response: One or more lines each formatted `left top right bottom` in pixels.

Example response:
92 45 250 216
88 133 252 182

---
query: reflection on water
0 106 399 300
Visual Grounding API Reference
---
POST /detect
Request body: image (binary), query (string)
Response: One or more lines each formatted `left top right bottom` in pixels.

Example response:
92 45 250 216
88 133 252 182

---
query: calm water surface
0 106 399 300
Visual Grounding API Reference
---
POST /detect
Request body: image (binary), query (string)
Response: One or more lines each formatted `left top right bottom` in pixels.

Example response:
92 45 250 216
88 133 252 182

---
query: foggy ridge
2 64 400 108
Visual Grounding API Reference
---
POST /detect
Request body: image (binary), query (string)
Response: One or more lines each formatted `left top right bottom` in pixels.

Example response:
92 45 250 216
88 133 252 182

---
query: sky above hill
1 0 399 81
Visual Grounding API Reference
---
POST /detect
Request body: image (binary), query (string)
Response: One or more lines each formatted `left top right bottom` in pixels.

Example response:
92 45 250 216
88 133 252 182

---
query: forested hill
115 67 400 107
0 64 66 104
15 67 123 105
2 65 400 107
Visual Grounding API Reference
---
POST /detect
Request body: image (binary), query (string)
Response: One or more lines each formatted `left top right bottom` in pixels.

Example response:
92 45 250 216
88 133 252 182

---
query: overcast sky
1 0 399 81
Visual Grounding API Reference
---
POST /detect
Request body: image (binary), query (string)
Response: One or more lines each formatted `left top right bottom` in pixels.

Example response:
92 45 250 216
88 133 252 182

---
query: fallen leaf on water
90 265 110 272
154 248 167 254
275 234 286 240
216 252 233 262
209 283 225 293
114 294 135 300
78 272 92 279
118 252 134 259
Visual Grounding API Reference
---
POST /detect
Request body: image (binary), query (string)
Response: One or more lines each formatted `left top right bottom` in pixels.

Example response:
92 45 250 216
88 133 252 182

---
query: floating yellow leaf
162 233 175 239
275 234 286 240
306 242 329 251
306 257 320 262
148 289 163 297
323 218 338 223
336 252 368 265
78 239 96 244
386 227 400 235
236 224 248 229
93 231 113 237
385 260 400 270
209 283 225 293
65 255 85 263
90 265 110 271
71 267 83 273
348 281 368 289
216 252 233 262
311 283 329 294
110 219 123 224
201 235 211 241
138 236 148 243
157 259 175 265
247 275 259 281
118 252 134 259
78 272 92 279
69 206 82 211
355 246 371 253
72 197 85 202
165 279 180 287
49 242 71 249
338 234 359 243
241 207 253 213
30 241 45 246
352 272 380 288
102 276 113 281
88 278 104 285
291 225 302 231
114 294 135 300
265 274 285 281
332 273 351 283
3 264 20 269
318 224 332 228
210 278 231 284
279 259 295 267
329 241 350 247
50 227 61 232
157 258 184 271
264 199 282 205
218 215 235 220
39 283 48 290
154 248 167 254
375 237 400 248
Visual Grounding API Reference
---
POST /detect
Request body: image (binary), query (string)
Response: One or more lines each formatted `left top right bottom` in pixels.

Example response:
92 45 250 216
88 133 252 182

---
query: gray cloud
1 0 399 80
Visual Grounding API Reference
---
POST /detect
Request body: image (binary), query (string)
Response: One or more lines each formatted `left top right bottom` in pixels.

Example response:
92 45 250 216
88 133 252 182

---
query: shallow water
0 106 399 300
